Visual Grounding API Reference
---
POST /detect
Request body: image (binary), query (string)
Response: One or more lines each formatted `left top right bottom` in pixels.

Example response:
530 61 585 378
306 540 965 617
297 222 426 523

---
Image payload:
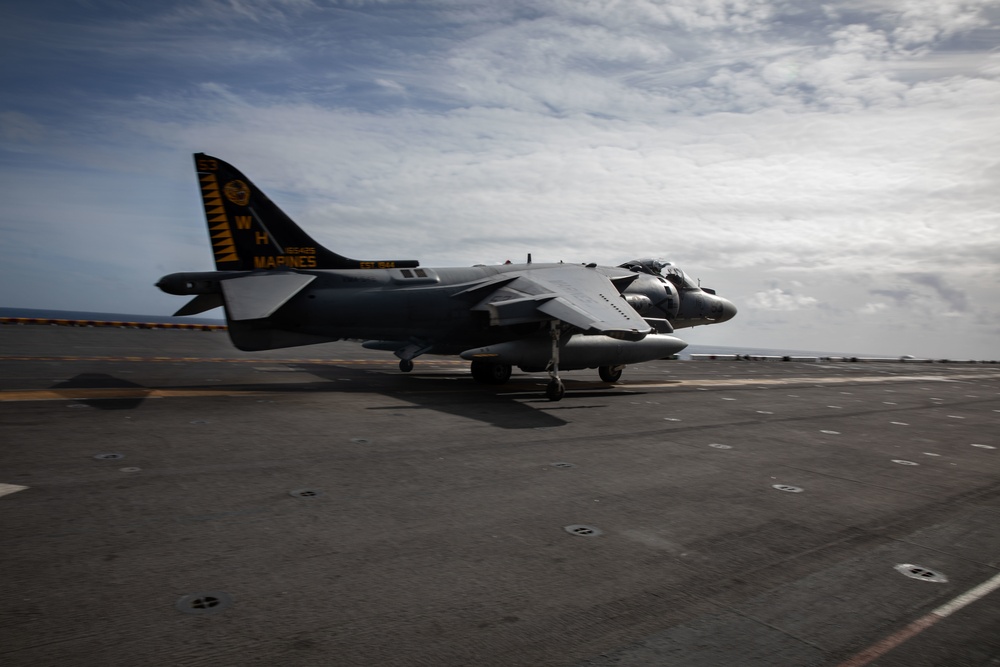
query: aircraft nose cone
717 297 737 322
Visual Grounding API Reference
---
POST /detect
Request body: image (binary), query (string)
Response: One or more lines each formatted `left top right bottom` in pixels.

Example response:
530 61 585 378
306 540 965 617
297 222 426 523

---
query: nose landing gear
546 378 565 401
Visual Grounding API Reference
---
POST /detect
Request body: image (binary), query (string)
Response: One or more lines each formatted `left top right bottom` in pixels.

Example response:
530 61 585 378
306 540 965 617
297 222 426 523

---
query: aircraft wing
470 266 651 341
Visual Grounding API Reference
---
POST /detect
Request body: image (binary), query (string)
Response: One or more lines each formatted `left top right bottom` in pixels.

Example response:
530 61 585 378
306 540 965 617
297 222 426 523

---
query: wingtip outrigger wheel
395 339 432 374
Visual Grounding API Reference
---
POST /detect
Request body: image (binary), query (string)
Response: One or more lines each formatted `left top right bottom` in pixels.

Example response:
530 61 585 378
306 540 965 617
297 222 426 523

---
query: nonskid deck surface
2 326 999 666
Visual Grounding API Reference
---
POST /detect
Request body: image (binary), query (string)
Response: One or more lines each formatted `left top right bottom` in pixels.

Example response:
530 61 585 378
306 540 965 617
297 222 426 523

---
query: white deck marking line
632 372 1000 390
836 570 1000 667
0 483 29 498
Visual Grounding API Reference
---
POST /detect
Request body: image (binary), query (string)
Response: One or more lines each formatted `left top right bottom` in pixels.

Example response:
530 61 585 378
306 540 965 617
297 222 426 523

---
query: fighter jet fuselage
159 263 731 346
157 154 736 400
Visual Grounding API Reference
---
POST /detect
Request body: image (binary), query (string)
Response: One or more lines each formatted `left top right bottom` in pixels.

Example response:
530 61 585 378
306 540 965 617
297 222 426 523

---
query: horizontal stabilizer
173 293 224 317
221 273 316 321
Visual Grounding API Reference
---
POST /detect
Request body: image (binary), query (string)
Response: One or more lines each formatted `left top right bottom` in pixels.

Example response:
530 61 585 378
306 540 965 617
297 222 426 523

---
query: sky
1 0 998 359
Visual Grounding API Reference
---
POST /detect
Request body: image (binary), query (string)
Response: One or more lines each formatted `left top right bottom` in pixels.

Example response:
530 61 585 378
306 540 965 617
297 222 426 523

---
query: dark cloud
901 272 970 312
870 273 972 313
869 287 914 305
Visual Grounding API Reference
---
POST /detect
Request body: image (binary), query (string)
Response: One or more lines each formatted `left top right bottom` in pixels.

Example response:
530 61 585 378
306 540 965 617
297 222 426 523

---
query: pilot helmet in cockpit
621 258 699 291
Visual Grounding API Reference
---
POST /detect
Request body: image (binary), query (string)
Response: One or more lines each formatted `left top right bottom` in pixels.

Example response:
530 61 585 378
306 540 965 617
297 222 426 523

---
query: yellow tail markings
200 178 219 192
199 173 238 265
235 215 252 230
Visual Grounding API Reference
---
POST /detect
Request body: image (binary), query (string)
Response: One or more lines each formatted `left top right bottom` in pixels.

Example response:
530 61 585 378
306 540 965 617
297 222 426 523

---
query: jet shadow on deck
49 373 150 410
278 364 635 429
44 364 640 429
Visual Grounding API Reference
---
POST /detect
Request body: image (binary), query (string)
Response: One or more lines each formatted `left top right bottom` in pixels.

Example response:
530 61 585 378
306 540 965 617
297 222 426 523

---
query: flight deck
1 325 999 666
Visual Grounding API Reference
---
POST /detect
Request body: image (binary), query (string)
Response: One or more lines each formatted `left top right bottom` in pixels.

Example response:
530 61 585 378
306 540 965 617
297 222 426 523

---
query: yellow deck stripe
0 388 271 402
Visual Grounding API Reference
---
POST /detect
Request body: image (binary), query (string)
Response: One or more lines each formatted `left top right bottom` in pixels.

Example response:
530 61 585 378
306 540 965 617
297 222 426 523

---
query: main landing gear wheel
470 360 512 385
599 365 624 383
399 359 414 373
546 379 565 401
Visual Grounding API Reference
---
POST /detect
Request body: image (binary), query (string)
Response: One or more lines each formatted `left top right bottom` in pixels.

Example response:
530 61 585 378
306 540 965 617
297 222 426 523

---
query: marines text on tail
157 154 736 400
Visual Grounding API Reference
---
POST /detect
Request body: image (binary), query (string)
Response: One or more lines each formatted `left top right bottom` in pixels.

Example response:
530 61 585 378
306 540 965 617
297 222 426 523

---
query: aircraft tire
546 379 565 401
598 365 624 383
399 359 414 373
471 360 512 384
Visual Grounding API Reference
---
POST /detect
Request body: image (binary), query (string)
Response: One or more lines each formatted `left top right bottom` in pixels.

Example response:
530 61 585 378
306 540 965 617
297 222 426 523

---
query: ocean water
680 344 867 359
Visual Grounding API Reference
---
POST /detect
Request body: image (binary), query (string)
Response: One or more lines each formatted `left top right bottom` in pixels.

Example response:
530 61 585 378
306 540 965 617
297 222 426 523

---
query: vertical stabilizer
193 153 418 271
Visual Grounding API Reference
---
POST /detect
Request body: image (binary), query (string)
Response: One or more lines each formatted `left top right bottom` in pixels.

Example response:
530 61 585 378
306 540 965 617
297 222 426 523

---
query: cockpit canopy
620 258 699 290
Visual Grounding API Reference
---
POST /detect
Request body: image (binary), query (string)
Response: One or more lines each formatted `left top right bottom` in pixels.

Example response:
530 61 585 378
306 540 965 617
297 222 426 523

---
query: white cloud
747 288 819 311
859 302 888 315
1 0 999 358
374 78 407 94
0 111 46 143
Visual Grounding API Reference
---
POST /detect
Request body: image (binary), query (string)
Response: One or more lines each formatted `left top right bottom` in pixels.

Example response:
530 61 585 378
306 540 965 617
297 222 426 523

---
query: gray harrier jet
157 154 736 400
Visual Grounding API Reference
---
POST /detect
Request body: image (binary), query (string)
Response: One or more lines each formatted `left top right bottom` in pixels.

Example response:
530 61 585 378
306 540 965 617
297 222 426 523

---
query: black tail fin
194 153 419 271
